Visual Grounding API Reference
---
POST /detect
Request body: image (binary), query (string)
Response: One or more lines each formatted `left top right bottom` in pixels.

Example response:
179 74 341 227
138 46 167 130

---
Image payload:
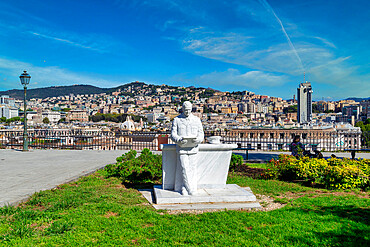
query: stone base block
153 184 257 204
152 202 262 210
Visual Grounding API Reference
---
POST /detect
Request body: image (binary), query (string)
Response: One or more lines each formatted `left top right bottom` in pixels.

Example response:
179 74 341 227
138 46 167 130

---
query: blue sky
0 0 369 100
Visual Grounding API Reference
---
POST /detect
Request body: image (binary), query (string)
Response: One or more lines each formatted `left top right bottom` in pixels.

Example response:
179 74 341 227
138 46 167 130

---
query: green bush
105 149 162 184
230 154 244 171
264 154 370 190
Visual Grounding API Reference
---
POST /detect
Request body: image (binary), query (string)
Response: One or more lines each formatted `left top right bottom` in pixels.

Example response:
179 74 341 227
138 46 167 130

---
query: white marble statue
171 101 204 195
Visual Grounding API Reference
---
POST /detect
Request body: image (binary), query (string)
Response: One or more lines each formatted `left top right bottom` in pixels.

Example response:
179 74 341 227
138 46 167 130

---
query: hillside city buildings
0 95 18 119
0 82 368 151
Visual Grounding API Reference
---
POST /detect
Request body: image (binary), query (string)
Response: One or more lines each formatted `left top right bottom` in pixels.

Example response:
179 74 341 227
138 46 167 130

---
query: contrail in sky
258 0 304 72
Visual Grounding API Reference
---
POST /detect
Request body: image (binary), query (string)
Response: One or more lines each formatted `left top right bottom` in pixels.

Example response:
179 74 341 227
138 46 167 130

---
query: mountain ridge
2 83 367 101
345 97 370 102
0 82 216 99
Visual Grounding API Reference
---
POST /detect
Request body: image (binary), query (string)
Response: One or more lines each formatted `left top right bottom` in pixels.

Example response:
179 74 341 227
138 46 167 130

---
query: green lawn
0 171 369 246
245 163 268 169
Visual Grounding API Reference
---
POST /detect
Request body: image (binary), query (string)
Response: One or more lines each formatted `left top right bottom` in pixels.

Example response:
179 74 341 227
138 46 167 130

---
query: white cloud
153 0 368 97
0 13 123 54
313 36 336 49
308 60 370 98
0 57 119 89
179 24 370 97
181 26 343 75
183 29 253 58
29 32 101 52
195 68 287 89
27 28 124 54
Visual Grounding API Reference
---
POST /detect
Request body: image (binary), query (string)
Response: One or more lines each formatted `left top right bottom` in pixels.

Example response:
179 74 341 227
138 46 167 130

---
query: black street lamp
19 70 31 151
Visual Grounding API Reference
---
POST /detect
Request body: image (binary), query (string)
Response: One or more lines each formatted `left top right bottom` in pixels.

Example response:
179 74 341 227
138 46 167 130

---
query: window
250 133 254 138
257 144 261 150
260 133 265 138
280 133 284 139
270 133 274 138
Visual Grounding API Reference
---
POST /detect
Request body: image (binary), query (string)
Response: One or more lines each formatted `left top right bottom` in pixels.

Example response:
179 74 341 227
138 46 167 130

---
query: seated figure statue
170 101 204 195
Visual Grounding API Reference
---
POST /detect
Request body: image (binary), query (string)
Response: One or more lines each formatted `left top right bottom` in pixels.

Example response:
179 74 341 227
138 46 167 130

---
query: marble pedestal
160 143 237 190
150 144 261 210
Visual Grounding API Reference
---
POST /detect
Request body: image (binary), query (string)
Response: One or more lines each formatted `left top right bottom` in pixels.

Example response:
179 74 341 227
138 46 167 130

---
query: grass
0 171 369 246
245 163 268 169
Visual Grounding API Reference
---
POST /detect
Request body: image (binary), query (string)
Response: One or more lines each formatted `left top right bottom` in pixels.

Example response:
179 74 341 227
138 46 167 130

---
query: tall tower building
297 82 313 124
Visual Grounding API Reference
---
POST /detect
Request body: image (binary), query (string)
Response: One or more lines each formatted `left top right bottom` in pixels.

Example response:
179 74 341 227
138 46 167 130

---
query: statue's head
182 101 192 117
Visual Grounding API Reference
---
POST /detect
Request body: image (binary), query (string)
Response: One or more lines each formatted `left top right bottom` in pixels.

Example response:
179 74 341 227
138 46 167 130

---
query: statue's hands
179 138 188 146
192 138 202 144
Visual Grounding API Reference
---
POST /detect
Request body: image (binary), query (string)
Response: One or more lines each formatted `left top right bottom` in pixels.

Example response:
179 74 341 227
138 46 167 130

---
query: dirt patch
30 203 47 211
276 191 320 199
230 165 265 178
256 194 286 211
30 221 52 231
112 184 126 189
330 191 370 198
103 212 118 218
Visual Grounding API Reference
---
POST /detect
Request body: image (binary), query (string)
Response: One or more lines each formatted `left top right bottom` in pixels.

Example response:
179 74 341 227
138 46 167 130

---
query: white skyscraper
297 82 313 124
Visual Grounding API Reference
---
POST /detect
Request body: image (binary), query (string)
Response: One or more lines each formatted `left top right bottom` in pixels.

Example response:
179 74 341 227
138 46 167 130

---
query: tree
355 120 370 132
43 117 50 124
58 118 66 123
355 121 364 129
283 105 297 113
312 104 320 113
5 117 21 123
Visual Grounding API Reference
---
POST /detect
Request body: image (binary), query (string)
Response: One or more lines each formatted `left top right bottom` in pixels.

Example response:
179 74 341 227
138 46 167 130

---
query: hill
0 82 214 99
345 97 370 102
0 85 108 99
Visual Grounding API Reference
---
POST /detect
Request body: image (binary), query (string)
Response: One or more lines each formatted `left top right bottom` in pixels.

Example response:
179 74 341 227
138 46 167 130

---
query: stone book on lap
179 136 197 148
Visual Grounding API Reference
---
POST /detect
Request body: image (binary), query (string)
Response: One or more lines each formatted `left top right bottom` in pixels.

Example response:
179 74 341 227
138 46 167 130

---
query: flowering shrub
265 154 370 190
105 149 162 184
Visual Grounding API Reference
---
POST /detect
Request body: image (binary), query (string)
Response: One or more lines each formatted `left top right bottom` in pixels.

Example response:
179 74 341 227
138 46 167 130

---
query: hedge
105 149 162 184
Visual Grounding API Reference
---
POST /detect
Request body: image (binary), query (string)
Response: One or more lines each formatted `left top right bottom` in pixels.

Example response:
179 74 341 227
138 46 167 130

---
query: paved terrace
0 149 125 207
1 149 369 207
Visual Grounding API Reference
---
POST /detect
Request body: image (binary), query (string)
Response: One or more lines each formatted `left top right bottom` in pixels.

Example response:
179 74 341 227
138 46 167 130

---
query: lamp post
19 70 31 151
